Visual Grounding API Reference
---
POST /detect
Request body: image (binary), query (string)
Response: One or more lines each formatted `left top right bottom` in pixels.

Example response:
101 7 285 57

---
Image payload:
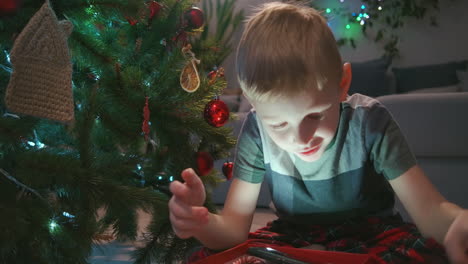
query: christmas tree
0 0 241 263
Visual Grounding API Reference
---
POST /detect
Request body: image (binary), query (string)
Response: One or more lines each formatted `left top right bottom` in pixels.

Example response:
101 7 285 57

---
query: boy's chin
294 151 324 162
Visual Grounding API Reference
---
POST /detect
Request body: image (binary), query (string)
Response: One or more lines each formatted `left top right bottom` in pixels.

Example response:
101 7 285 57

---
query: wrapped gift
192 240 378 264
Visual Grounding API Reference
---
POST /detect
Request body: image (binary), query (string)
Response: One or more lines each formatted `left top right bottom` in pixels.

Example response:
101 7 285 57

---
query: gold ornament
179 44 200 93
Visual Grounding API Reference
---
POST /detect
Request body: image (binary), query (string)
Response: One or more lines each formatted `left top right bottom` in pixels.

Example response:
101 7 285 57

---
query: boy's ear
339 62 352 101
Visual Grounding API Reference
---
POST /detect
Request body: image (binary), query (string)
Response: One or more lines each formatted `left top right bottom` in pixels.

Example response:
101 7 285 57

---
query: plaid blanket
188 214 448 264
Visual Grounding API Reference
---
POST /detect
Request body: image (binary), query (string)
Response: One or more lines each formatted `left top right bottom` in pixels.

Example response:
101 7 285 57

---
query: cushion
406 85 460 94
348 56 393 97
392 60 467 93
457 70 468 92
238 94 252 112
377 92 468 157
219 94 240 112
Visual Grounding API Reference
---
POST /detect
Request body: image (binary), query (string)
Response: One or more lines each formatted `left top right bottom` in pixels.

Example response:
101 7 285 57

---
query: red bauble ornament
204 99 229 127
148 1 162 20
196 151 214 176
0 0 20 15
184 7 204 31
222 161 234 180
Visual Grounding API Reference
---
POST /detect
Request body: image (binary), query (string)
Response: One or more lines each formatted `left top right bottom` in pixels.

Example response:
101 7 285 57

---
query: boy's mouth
298 145 321 156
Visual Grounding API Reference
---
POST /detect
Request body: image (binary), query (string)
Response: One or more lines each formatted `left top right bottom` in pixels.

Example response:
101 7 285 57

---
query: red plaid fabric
187 214 448 264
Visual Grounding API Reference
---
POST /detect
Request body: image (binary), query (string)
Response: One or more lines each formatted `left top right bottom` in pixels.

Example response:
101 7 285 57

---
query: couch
212 59 468 224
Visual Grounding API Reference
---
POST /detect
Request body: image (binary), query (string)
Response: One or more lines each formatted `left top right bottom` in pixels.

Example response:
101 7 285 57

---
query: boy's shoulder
342 94 394 131
344 93 381 110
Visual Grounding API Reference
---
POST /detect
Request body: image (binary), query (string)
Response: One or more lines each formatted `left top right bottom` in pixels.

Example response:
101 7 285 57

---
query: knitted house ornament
5 0 75 123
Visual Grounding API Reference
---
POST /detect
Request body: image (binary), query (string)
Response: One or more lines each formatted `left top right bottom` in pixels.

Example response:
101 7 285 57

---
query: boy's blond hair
236 1 343 102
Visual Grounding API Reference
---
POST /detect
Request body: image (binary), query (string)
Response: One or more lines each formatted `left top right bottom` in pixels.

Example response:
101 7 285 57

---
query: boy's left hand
444 209 468 264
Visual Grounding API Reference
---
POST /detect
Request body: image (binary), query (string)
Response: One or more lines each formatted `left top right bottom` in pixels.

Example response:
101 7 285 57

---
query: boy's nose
294 132 313 146
293 122 317 145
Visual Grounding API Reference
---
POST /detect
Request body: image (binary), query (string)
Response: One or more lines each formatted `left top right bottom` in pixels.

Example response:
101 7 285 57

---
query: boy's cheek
271 134 294 151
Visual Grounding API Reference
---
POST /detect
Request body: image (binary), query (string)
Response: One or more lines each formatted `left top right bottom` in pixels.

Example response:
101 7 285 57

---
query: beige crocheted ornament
5 0 74 123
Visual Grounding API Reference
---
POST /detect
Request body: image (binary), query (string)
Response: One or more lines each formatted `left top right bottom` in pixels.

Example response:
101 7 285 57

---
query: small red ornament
0 0 20 15
207 67 225 85
142 97 151 141
207 70 217 81
196 151 214 176
148 1 162 20
172 30 188 45
222 161 234 180
184 7 204 31
126 16 138 26
204 99 229 127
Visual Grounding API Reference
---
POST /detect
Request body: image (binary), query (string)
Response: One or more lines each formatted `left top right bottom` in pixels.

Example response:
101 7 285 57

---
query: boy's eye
270 122 287 129
307 113 324 120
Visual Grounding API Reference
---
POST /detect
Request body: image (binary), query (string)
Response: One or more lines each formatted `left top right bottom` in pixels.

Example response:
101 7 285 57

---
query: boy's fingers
170 207 209 227
180 168 206 205
172 204 208 223
169 197 208 218
169 206 209 239
169 180 186 197
170 213 201 230
168 196 191 218
191 206 209 221
169 181 194 204
181 168 203 189
171 225 194 239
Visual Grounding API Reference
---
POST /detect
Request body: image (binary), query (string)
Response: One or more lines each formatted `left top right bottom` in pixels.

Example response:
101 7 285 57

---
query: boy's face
251 87 342 162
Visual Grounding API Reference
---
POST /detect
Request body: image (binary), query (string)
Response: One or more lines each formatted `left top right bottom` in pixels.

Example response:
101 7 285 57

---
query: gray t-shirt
233 94 416 225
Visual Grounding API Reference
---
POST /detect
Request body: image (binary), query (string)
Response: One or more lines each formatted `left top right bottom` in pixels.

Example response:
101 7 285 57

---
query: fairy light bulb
49 219 59 233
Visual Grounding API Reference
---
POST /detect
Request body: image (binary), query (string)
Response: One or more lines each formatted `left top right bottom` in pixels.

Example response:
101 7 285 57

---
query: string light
324 0 383 32
49 219 59 233
3 113 19 119
134 164 145 186
62 212 75 219
4 50 11 64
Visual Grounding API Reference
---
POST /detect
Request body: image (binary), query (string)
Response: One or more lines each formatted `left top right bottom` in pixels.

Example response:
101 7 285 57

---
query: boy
169 2 468 263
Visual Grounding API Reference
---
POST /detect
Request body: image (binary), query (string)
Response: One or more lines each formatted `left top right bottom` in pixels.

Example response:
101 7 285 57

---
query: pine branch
0 168 49 206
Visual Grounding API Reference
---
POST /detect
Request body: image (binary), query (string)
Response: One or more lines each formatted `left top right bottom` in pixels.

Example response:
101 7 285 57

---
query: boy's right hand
169 168 209 239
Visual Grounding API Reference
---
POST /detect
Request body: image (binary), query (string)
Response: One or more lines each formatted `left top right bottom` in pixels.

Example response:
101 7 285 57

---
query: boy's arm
388 165 462 243
193 177 262 250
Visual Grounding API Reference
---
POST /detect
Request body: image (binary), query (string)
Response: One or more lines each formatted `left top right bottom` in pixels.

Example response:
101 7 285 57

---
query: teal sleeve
233 111 265 183
364 103 417 180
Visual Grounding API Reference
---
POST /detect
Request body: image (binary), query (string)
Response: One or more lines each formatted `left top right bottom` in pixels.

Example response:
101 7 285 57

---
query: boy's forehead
253 89 337 117
278 88 338 105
